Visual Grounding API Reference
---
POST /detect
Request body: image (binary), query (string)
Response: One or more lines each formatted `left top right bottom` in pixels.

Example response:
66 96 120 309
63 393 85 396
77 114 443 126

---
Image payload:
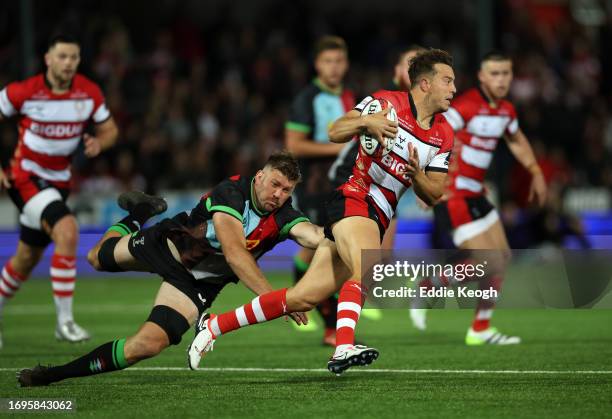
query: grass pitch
1 274 611 418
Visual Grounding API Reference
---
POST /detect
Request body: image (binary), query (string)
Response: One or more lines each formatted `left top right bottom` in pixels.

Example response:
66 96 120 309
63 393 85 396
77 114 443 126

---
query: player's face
478 60 513 99
395 50 420 90
45 43 81 84
315 49 349 89
428 63 456 112
254 168 296 212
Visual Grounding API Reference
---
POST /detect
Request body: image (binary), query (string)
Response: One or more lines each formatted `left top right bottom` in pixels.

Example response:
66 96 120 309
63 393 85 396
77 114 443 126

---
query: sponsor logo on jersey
30 122 84 138
380 153 412 181
246 239 260 250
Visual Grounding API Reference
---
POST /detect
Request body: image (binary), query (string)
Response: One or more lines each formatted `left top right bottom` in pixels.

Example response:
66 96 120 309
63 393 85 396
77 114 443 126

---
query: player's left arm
504 128 547 207
403 143 447 206
84 117 119 158
288 221 324 249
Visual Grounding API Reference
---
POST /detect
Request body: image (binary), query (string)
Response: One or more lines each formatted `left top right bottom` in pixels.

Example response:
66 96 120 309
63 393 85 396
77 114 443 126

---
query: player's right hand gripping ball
359 98 397 158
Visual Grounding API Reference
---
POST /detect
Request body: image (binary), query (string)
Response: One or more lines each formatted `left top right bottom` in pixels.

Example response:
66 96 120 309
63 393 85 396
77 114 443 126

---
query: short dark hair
396 44 426 64
314 35 347 58
265 151 301 182
408 48 453 87
480 50 512 65
48 34 80 50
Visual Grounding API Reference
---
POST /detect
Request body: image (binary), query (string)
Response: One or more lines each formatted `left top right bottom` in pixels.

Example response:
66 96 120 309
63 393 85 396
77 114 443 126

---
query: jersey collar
313 78 343 96
44 73 74 93
477 85 499 108
250 177 269 216
408 92 435 128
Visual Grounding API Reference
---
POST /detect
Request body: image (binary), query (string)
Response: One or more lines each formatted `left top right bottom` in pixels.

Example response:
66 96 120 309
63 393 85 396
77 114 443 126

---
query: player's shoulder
498 97 517 115
373 90 409 111
5 74 44 92
451 87 481 105
72 74 103 93
296 81 321 99
434 112 455 141
219 174 248 191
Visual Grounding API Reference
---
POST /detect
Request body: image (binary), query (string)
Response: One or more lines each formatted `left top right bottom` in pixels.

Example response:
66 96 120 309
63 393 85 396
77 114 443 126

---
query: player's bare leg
18 282 197 387
188 238 349 369
360 218 397 322
87 191 167 273
461 220 518 345
325 216 382 373
188 218 382 373
291 247 320 333
0 242 46 349
41 214 90 342
413 217 518 344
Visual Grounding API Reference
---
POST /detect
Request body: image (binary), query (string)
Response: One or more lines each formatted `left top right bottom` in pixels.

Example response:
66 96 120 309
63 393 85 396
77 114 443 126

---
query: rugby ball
359 98 397 158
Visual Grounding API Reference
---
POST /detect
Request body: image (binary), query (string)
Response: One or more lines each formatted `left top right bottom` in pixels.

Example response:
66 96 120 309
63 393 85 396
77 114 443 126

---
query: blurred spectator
0 0 610 199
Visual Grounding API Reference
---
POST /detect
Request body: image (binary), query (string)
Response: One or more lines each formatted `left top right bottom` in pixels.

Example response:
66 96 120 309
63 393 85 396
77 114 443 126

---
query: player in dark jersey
0 35 119 348
285 36 354 345
410 52 547 345
329 45 426 251
188 49 456 375
17 151 322 386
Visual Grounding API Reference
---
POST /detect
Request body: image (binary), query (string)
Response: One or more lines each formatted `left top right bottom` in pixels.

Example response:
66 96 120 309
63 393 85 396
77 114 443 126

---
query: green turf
1 274 611 418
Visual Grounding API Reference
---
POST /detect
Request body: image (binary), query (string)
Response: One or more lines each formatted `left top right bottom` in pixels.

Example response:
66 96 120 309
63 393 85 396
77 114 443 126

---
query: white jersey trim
368 184 394 221
23 129 81 156
443 107 464 131
461 144 493 169
455 175 483 193
369 162 405 196
19 187 63 230
427 151 450 171
93 103 111 123
507 118 519 135
0 88 17 117
21 159 71 182
452 209 499 246
466 115 511 138
21 99 94 122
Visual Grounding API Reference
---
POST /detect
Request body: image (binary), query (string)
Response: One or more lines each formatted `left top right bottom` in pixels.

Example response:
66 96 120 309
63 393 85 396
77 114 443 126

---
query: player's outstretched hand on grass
286 311 309 326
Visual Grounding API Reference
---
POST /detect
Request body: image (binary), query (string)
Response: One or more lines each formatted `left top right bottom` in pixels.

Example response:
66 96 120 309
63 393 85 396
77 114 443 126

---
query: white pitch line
1 367 611 375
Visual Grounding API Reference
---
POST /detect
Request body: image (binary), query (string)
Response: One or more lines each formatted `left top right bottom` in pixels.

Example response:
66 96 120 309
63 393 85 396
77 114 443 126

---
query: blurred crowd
1 0 611 204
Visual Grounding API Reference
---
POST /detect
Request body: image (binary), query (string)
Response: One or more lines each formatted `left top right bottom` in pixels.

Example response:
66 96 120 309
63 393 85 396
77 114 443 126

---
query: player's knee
51 216 79 248
287 291 317 312
87 246 102 270
127 331 169 361
92 237 123 272
146 305 190 346
14 247 43 271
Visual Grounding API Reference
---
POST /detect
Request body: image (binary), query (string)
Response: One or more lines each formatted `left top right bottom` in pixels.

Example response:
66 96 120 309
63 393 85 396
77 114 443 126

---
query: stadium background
1 0 611 248
0 2 611 417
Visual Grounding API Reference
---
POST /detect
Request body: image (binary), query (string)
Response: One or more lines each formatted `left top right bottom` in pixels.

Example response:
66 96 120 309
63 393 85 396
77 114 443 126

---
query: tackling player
188 49 456 374
285 35 355 345
0 35 118 348
409 51 547 344
17 151 320 386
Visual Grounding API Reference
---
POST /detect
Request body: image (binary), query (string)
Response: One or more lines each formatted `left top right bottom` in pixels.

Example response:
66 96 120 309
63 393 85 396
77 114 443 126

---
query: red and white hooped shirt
0 74 110 189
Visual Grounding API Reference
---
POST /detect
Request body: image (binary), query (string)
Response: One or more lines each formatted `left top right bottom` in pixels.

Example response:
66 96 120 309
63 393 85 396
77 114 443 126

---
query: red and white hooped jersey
443 87 518 198
0 74 110 188
348 90 454 222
